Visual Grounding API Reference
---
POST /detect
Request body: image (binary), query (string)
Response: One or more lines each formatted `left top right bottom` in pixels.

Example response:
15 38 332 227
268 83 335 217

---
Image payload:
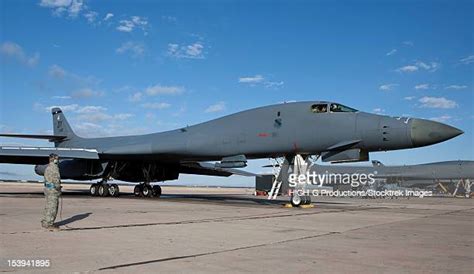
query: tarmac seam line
97 231 340 270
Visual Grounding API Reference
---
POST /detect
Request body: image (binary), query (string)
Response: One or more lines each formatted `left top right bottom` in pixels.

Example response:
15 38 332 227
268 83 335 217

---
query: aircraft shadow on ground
55 212 92 226
0 190 346 205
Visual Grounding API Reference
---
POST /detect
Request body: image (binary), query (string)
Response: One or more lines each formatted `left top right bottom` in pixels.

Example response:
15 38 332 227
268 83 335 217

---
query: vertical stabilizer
51 108 81 146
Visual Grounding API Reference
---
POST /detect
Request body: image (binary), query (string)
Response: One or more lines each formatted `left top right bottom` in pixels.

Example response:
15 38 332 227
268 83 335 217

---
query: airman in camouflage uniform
41 154 62 230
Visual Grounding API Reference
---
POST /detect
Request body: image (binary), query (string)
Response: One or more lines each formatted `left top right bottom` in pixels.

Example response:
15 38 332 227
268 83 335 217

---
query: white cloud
162 15 177 22
77 112 111 122
418 96 457 109
397 61 440 73
373 108 385 114
114 113 134 120
75 105 107 114
145 84 184 96
379 83 398 91
415 61 440 72
39 0 85 17
38 103 79 113
48 64 66 78
128 92 143 102
264 81 284 89
35 102 137 137
402 41 414 46
0 41 39 67
430 115 452 123
76 111 134 123
205 102 226 113
68 0 83 17
52 95 71 99
141 102 171 109
445 85 467 90
74 121 144 137
414 84 430 90
116 41 145 58
117 20 134 32
404 96 416 101
386 49 397 56
71 88 104 98
83 11 98 23
186 43 203 57
459 55 474 65
167 42 205 59
46 64 102 94
396 65 418 73
116 16 148 33
239 75 265 84
103 13 114 21
238 74 284 89
74 121 103 133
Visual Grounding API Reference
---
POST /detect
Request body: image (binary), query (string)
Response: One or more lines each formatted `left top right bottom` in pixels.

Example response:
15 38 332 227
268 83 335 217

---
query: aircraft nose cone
410 119 463 147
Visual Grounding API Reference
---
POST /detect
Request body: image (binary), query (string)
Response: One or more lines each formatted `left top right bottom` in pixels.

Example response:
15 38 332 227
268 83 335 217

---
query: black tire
98 184 109 197
142 185 153 197
134 185 143 197
152 185 162 198
303 195 311 205
301 195 307 205
291 194 302 207
109 184 120 197
90 184 98 196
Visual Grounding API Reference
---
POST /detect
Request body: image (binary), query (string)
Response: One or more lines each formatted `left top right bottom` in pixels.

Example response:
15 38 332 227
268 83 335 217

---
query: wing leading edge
0 134 67 142
0 146 99 165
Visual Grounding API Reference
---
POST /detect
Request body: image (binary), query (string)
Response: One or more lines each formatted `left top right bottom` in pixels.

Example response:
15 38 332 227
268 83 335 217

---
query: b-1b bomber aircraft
0 101 463 201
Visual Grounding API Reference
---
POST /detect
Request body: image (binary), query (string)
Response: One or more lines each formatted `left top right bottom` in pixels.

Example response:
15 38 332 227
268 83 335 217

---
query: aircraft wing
0 133 67 142
180 162 259 177
0 146 99 165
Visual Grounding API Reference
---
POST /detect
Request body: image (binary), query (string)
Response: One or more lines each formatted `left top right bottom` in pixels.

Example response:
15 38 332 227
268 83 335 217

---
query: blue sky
0 0 473 186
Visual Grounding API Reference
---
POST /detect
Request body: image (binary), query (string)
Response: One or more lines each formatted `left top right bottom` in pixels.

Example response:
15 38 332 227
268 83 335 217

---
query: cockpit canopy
311 103 358 113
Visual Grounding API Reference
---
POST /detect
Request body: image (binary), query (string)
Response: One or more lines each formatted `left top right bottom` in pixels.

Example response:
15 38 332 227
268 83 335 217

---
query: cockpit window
330 103 358 113
311 104 328 113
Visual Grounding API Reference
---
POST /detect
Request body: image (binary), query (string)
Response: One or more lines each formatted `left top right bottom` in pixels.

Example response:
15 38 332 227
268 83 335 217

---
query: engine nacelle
35 159 104 180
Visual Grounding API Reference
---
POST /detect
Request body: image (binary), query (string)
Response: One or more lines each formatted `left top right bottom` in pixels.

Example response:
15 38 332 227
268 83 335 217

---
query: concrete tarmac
0 182 473 273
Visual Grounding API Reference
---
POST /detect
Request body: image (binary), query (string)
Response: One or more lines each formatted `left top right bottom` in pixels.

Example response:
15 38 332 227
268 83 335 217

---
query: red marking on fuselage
258 133 269 137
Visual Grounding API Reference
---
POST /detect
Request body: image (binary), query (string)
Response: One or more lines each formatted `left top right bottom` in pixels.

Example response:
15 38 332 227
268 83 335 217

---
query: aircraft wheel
109 184 120 197
98 184 109 197
90 184 98 196
303 195 312 205
134 185 143 197
152 185 162 198
291 194 302 207
142 185 153 197
301 195 307 205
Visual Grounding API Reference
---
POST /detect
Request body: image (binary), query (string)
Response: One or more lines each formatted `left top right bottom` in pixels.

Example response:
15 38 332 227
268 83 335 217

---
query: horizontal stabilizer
0 133 67 142
0 146 99 165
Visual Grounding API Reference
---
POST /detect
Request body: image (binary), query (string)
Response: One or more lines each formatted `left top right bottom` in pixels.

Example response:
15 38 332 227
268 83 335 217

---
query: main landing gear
89 181 120 197
89 182 162 198
133 184 162 198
